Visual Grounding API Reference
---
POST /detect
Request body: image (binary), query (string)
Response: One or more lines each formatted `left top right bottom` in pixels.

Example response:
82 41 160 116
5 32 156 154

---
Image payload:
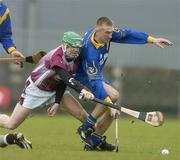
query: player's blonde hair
96 17 113 27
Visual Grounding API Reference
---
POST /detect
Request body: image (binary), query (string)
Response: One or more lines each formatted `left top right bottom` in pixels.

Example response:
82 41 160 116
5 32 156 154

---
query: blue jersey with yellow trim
0 2 16 54
75 28 149 99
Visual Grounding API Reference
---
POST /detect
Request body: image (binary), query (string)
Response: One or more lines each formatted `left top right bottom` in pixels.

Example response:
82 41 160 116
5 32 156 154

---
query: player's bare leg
61 92 114 133
82 83 120 135
78 83 120 151
0 103 31 129
61 93 88 122
95 83 120 135
0 103 32 149
61 88 119 135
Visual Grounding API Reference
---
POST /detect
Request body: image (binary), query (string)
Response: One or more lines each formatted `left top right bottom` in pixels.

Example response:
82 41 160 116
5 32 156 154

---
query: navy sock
82 114 97 129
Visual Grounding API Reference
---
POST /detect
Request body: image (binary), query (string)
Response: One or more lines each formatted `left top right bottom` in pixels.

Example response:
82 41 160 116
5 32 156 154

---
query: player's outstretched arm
111 29 173 48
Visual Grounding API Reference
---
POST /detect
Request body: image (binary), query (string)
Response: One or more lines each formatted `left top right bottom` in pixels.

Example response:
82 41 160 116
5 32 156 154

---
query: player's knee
110 91 120 103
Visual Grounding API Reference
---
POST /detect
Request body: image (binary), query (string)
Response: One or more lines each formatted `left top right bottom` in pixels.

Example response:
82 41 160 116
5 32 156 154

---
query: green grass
0 115 179 160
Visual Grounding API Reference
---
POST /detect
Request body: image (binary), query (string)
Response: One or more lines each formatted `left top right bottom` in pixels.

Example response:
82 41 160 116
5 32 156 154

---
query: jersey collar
91 32 104 49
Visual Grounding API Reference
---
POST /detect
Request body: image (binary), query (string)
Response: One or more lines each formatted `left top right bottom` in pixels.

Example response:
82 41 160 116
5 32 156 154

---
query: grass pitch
0 115 179 160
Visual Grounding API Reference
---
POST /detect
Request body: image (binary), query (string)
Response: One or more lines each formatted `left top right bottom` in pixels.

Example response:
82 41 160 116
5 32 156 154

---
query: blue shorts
76 76 110 100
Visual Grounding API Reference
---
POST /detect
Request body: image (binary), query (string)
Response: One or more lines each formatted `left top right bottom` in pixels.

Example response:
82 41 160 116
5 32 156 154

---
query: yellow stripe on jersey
91 32 104 49
0 8 10 25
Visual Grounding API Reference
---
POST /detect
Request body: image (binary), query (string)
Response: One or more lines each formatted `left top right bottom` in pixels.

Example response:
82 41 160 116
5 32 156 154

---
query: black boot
84 136 115 151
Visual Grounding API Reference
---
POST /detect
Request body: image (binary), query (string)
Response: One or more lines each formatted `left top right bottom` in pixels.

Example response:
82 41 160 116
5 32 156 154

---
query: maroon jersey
31 45 79 91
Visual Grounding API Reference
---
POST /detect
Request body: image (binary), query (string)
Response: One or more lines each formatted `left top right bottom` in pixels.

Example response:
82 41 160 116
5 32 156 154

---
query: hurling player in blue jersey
0 0 31 149
76 16 173 151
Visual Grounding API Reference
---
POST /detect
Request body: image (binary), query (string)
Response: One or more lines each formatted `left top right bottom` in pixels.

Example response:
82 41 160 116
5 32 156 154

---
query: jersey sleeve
0 10 16 54
55 81 67 104
111 28 149 44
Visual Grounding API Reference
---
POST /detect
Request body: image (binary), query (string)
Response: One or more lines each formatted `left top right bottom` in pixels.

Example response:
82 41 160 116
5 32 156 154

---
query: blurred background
0 0 179 117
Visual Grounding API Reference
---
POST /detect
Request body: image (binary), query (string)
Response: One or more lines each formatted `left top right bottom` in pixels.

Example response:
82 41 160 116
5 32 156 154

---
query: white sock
3 134 9 145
